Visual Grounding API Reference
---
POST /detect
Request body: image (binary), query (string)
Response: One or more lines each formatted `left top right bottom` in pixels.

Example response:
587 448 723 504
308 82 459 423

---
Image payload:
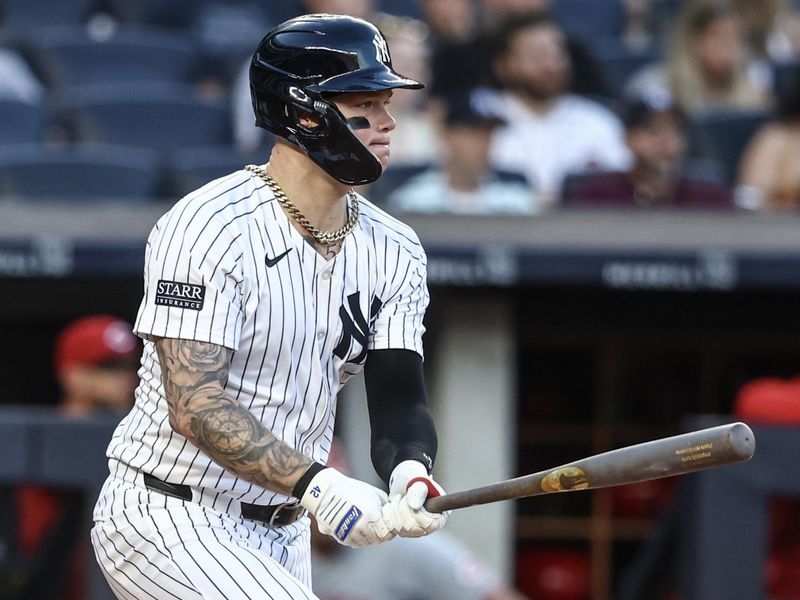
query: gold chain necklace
245 164 359 245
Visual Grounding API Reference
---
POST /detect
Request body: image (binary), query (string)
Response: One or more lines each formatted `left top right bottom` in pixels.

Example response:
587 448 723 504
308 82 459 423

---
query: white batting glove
384 460 449 538
300 467 394 547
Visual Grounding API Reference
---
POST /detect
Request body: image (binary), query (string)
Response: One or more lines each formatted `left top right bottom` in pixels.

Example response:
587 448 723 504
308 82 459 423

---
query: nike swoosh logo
265 248 292 267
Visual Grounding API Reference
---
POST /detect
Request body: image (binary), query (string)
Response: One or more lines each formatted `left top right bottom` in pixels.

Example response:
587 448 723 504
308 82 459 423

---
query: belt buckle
268 501 295 527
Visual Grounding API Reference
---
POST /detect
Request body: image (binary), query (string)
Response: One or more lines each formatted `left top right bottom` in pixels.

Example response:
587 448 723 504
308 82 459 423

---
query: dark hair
682 0 735 38
623 96 688 131
488 12 562 61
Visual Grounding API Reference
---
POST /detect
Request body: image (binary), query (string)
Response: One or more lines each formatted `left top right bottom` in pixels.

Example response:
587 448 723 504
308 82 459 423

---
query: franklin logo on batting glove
335 506 364 542
299 466 394 548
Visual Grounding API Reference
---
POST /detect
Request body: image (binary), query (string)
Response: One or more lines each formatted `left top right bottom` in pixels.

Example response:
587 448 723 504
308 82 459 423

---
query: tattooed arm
154 337 311 496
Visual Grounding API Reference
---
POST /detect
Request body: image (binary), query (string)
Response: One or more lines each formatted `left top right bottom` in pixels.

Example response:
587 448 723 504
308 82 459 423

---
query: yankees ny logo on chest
334 292 383 365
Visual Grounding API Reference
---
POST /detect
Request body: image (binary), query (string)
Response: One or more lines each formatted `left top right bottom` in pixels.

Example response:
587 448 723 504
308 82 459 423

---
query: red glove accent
407 476 441 499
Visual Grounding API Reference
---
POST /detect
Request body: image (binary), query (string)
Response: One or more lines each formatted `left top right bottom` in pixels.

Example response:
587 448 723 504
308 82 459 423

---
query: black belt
143 473 305 527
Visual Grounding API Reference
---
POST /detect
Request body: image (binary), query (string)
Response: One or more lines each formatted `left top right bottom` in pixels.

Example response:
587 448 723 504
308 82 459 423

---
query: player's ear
297 110 321 129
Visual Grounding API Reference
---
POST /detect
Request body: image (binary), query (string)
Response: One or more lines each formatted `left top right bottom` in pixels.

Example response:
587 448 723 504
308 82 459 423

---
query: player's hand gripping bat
424 422 755 513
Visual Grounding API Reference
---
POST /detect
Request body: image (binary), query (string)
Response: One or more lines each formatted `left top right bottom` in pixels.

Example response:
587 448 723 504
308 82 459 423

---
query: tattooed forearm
154 338 312 496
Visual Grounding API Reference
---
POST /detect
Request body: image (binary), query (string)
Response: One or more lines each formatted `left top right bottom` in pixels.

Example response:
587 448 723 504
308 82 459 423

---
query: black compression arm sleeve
364 349 438 484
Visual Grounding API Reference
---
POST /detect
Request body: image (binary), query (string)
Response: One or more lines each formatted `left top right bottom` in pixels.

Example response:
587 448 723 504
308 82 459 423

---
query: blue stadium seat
168 143 273 196
34 26 198 88
691 110 772 184
0 144 161 200
773 59 800 103
192 2 278 59
378 0 425 19
550 0 624 40
364 163 432 205
105 0 201 29
60 84 232 153
4 0 87 33
0 100 44 144
591 38 663 92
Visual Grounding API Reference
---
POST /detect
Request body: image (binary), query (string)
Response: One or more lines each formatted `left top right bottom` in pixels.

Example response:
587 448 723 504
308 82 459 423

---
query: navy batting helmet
249 13 423 186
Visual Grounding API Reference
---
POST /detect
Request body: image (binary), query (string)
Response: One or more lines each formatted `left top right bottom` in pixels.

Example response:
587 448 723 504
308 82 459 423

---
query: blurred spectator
626 0 772 116
621 0 660 51
420 0 484 100
487 13 629 206
565 93 733 209
12 315 138 599
301 0 374 19
0 0 45 104
311 440 529 600
733 0 800 63
737 71 800 211
375 14 440 166
479 0 611 97
388 90 535 214
422 0 477 42
50 314 139 417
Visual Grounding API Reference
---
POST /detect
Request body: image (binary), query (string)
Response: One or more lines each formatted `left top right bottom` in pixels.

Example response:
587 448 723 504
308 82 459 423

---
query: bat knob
729 422 756 461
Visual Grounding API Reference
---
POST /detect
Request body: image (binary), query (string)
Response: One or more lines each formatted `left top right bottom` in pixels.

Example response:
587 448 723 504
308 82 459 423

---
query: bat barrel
425 422 755 514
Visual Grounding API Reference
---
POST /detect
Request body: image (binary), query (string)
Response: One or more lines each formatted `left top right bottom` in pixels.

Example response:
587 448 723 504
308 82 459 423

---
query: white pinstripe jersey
104 169 429 507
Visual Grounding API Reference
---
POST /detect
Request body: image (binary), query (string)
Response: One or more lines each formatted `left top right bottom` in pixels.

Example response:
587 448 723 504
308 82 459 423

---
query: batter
91 13 448 599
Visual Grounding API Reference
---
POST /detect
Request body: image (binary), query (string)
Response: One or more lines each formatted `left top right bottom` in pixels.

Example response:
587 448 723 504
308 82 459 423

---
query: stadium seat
773 59 800 103
550 0 624 40
560 160 727 206
0 100 44 145
59 84 232 153
364 163 432 205
560 171 602 205
591 39 662 92
377 0 425 19
4 0 87 34
104 0 200 29
168 143 273 196
192 2 278 59
0 144 161 201
34 26 198 89
691 110 771 184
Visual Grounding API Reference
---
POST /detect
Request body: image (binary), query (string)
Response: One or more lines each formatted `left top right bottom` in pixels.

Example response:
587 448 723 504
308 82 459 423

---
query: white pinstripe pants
91 477 319 599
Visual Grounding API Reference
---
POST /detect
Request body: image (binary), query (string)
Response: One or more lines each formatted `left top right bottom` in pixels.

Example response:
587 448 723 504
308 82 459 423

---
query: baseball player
90 13 448 600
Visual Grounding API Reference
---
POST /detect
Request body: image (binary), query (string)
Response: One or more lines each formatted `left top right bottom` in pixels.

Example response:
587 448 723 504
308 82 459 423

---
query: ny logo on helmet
372 34 390 65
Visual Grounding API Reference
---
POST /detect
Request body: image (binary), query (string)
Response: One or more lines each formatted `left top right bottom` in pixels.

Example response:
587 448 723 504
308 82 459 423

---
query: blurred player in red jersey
14 315 138 599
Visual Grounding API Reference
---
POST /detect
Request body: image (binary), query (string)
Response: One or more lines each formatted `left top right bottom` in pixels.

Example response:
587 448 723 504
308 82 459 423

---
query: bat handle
424 489 485 513
424 494 447 513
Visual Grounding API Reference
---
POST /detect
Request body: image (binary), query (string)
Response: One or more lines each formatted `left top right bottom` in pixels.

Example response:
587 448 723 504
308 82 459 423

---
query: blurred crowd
3 0 800 212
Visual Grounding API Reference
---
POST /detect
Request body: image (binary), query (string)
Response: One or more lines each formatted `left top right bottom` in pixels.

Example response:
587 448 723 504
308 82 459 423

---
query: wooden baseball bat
425 422 755 513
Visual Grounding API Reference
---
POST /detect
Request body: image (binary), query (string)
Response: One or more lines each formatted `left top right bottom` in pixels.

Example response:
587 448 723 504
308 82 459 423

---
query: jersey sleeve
368 244 429 357
133 209 245 350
